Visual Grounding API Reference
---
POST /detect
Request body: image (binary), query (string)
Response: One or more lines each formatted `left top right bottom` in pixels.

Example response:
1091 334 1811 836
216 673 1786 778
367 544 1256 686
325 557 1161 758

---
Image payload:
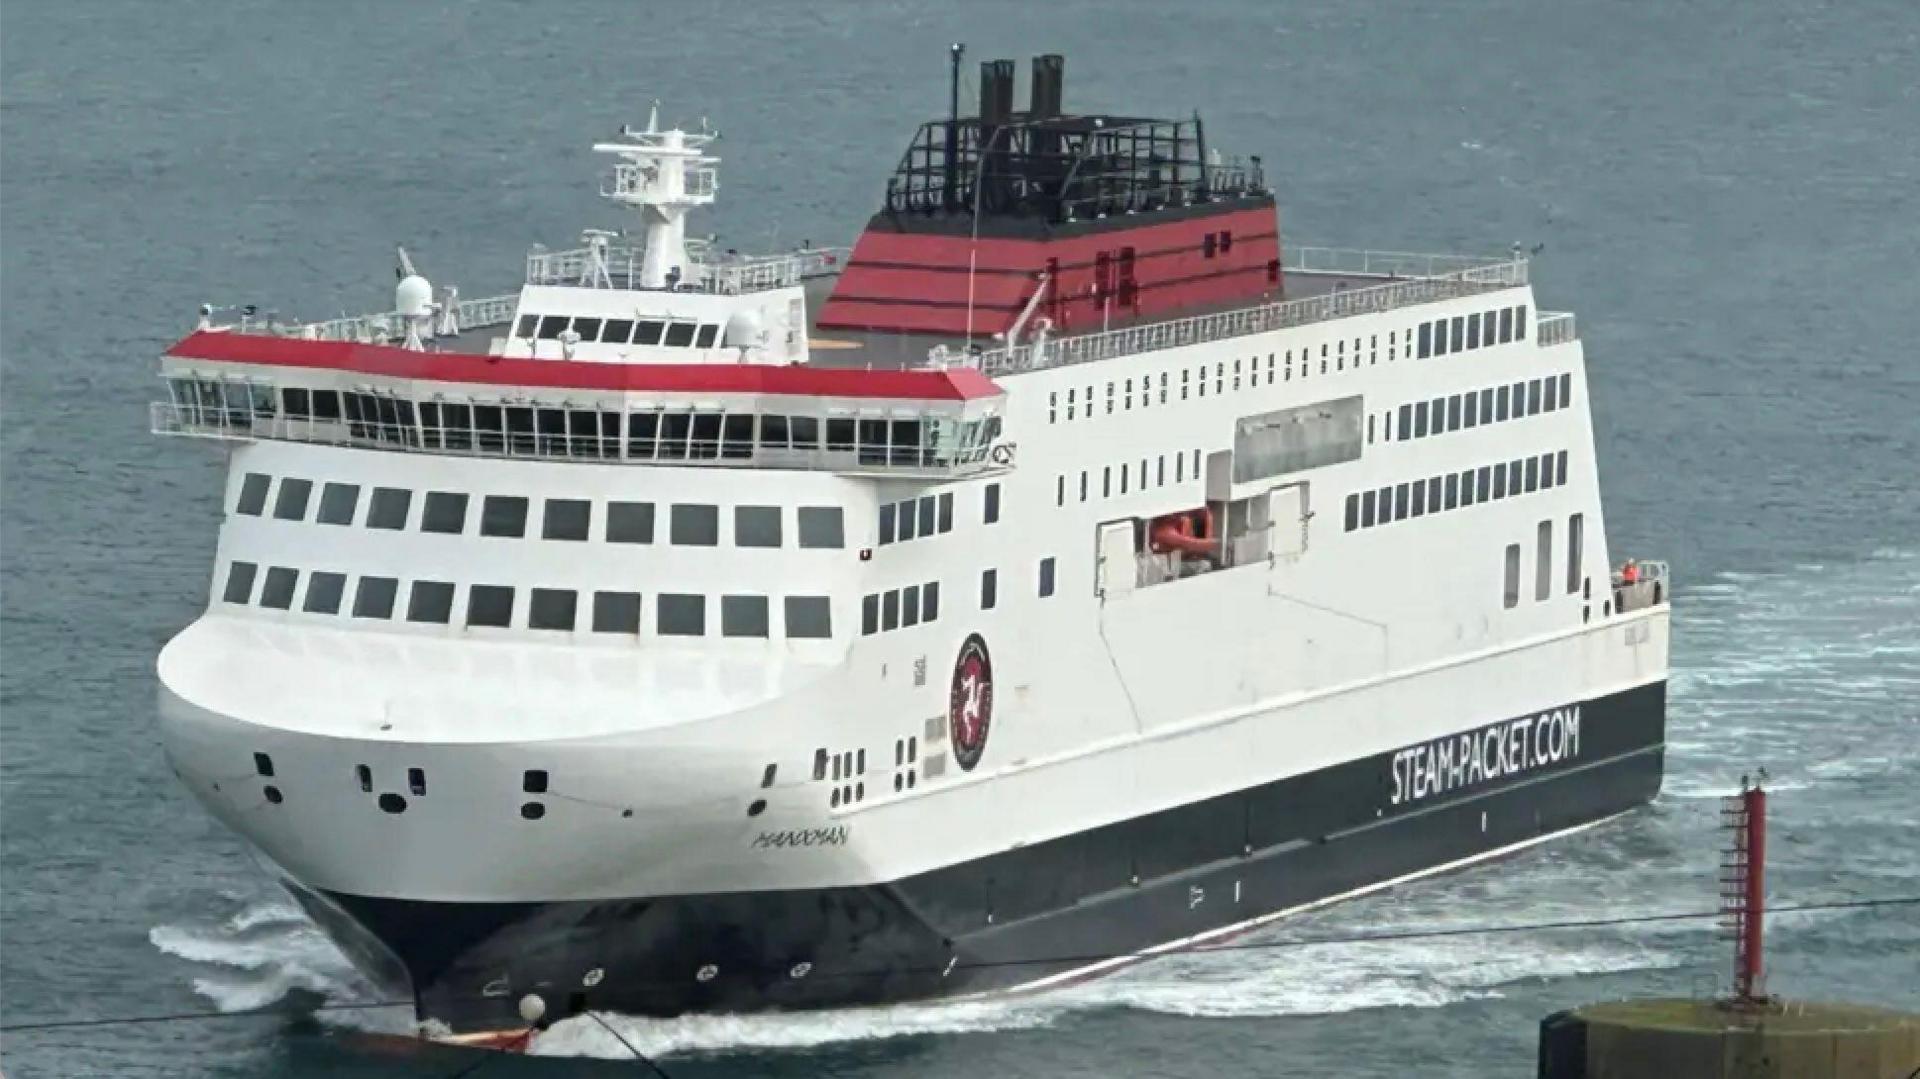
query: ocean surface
3 1 1917 1076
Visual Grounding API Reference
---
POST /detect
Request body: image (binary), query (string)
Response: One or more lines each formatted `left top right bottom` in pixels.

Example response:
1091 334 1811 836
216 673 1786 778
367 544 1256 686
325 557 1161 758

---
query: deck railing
968 254 1529 377
525 243 849 293
220 293 520 345
1536 311 1577 346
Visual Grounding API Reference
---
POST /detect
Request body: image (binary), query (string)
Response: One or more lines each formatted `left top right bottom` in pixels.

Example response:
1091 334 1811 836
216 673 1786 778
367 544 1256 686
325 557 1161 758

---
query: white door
1271 483 1307 557
1097 521 1137 598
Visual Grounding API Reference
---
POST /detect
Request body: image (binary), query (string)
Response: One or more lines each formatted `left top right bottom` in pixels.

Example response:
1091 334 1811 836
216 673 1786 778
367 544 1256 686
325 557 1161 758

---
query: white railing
524 243 849 294
1536 311 1577 346
969 256 1529 376
604 162 718 201
218 293 520 344
1285 246 1521 280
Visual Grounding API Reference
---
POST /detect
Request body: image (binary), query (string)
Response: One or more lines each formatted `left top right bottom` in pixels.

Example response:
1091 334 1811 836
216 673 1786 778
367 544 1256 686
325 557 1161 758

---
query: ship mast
593 103 719 290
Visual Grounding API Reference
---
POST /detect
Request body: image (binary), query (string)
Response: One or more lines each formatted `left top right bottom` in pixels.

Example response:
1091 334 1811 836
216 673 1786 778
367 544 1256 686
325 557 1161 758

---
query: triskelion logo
948 634 994 771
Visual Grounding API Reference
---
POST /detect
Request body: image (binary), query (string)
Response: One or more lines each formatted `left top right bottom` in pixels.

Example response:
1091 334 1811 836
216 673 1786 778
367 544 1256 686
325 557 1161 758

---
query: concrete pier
1538 997 1920 1079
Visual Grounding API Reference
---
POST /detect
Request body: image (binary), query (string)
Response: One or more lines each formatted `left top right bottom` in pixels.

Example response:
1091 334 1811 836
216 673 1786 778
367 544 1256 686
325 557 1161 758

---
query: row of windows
1056 449 1203 506
1045 329 1419 425
879 494 953 545
859 581 942 636
1502 514 1586 609
1342 450 1571 532
513 313 722 349
234 474 845 548
220 563 833 638
1382 373 1574 443
1416 304 1528 359
174 378 1001 469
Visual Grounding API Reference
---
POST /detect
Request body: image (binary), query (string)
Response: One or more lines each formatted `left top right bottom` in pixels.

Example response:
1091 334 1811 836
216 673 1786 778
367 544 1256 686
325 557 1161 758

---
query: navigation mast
594 103 719 290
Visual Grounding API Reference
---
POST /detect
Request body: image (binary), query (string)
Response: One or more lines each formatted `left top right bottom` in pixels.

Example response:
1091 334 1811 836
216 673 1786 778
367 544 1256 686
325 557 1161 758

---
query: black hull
297 682 1665 1033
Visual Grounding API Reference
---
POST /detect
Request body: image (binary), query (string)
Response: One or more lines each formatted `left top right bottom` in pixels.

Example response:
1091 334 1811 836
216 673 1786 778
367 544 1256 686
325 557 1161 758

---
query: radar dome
724 309 765 349
395 274 434 319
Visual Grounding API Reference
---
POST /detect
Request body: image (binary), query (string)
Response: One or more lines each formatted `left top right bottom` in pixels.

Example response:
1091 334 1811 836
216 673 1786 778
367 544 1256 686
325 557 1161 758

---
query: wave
149 897 372 1015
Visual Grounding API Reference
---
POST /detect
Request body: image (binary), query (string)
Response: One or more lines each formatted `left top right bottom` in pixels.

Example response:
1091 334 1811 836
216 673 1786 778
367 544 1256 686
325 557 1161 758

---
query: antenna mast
593 104 719 290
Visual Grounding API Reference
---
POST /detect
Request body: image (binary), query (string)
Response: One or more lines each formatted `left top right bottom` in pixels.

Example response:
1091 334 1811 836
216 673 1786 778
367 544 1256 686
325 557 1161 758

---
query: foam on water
149 896 372 1014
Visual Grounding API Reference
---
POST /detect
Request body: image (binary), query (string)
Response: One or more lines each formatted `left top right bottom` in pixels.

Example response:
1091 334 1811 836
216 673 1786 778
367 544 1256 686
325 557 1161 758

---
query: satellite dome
395 274 434 319
724 308 765 349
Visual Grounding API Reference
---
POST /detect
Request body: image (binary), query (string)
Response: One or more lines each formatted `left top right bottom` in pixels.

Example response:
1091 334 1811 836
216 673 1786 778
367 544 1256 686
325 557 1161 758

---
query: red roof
163 331 1002 402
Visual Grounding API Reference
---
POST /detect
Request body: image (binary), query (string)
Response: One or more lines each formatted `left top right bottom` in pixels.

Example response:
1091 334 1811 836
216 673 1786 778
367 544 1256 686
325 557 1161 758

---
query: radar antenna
595 102 719 290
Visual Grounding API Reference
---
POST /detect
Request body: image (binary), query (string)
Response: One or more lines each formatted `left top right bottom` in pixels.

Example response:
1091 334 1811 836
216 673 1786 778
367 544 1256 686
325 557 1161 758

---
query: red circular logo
948 635 994 772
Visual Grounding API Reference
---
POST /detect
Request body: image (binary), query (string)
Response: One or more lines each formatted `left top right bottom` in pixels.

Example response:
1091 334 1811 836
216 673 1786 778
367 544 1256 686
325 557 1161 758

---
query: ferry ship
153 53 1672 1037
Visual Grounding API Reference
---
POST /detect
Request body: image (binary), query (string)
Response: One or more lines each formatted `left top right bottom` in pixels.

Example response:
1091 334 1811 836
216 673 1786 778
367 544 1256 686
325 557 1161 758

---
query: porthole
747 799 767 818
378 792 407 814
264 785 283 804
520 801 546 820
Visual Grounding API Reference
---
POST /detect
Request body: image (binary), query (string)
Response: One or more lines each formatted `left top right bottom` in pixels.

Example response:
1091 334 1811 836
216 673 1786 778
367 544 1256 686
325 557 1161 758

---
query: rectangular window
1447 395 1462 431
878 502 896 545
1559 372 1572 406
1516 305 1528 339
592 591 642 633
1566 513 1585 595
657 593 705 636
352 576 398 618
1396 403 1412 441
721 595 769 638
1344 493 1359 532
663 321 697 348
1493 464 1509 499
467 584 515 628
1445 473 1460 510
784 596 832 639
1527 379 1543 416
316 482 359 525
1463 391 1479 429
1411 479 1427 517
1417 322 1432 358
543 499 591 541
1476 465 1493 501
1536 520 1554 601
796 506 843 549
303 571 346 614
606 501 655 544
480 495 528 537
695 324 720 349
1503 543 1522 609
1540 452 1556 488
601 318 635 344
917 495 937 537
1120 463 1129 495
923 581 940 622
1499 307 1514 343
1102 467 1112 498
633 319 665 346
406 581 454 623
901 584 922 628
937 492 954 533
1509 459 1525 495
882 590 900 630
1394 482 1411 519
1414 401 1429 438
898 498 919 541
1496 385 1511 421
1429 476 1443 509
273 478 313 521
734 506 782 548
257 566 296 610
1459 468 1477 507
1038 556 1056 597
1479 387 1495 424
1450 316 1465 352
980 568 998 609
1361 489 1378 527
861 593 879 636
1556 449 1569 484
236 473 270 516
1544 375 1559 411
222 561 258 604
984 483 1002 524
422 491 469 534
670 504 719 546
1467 312 1481 350
1525 456 1541 492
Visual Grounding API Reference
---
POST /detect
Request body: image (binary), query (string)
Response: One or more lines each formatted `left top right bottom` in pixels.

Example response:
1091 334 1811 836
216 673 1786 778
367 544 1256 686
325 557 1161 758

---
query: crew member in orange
1621 559 1640 585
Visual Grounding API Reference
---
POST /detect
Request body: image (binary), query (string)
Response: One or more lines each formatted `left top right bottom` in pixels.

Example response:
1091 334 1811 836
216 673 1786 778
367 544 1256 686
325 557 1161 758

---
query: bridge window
592 591 642 633
480 496 528 538
530 589 577 631
407 581 454 624
467 585 515 628
663 322 697 348
722 595 770 638
607 501 655 544
658 593 705 636
543 499 590 541
536 315 570 339
423 492 469 534
317 482 359 525
260 567 298 610
695 324 720 349
634 320 665 346
236 473 270 516
352 576 398 619
303 572 346 614
602 318 635 343
735 506 782 548
223 561 258 604
273 478 312 521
